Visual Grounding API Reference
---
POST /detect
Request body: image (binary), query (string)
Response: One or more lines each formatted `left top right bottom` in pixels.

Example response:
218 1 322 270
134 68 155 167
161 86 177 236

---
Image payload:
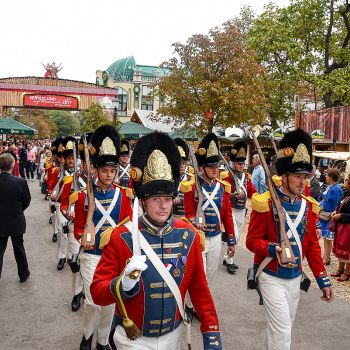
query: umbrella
0 118 37 136
119 121 153 139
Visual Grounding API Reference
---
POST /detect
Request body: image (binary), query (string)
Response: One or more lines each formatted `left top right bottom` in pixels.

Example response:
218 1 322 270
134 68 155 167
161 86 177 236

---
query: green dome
107 56 136 81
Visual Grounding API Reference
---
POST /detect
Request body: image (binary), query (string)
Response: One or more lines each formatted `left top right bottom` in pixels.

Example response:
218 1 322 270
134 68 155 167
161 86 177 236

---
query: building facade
96 56 169 123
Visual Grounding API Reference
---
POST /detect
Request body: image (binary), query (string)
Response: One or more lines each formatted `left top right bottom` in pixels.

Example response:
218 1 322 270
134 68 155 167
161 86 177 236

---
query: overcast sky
0 0 290 83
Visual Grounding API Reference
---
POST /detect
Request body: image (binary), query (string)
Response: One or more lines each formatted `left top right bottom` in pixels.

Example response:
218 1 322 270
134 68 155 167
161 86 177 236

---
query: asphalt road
1 180 350 350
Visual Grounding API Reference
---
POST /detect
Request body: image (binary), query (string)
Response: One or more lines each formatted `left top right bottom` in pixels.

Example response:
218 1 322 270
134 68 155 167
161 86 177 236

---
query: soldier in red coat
183 133 236 288
221 141 256 274
91 132 222 350
246 129 333 350
74 126 132 350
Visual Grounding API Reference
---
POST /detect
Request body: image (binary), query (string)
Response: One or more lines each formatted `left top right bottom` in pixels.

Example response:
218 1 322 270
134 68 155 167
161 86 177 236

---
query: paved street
1 180 350 350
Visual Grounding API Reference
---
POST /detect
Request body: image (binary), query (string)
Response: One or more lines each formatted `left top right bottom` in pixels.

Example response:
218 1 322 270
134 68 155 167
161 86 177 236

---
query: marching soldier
59 136 86 312
74 125 132 350
246 129 333 350
117 139 131 188
221 141 256 274
173 137 191 218
47 137 64 242
91 131 222 350
183 133 236 289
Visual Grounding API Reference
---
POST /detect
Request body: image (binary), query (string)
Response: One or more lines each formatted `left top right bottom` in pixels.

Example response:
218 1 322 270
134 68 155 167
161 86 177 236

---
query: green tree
248 0 350 122
153 21 268 133
48 110 80 136
81 103 112 133
20 110 58 138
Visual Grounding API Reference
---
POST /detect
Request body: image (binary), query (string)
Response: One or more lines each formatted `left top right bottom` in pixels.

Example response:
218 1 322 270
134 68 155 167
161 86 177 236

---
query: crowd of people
1 127 350 350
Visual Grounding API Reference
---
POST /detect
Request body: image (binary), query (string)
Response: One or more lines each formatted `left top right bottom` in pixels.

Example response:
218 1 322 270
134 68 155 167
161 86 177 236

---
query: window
116 88 128 116
141 85 154 111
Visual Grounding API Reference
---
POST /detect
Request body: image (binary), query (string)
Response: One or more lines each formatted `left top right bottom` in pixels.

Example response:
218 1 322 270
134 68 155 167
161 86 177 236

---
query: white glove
122 255 148 292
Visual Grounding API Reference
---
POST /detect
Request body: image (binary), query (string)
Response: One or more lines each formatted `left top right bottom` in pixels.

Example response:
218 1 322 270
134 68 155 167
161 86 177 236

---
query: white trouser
80 252 115 345
258 272 301 350
225 208 245 265
49 198 57 234
55 202 68 259
114 324 182 350
202 234 222 289
67 223 83 296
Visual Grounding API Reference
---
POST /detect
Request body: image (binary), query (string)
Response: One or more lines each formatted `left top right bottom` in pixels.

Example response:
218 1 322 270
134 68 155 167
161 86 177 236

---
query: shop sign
23 94 78 109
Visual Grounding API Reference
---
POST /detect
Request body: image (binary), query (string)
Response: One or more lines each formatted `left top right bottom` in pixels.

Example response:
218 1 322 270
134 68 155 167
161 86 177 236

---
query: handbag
319 210 332 221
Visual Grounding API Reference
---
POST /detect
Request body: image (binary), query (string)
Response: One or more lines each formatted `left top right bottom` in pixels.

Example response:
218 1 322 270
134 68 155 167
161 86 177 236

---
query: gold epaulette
251 191 271 212
246 172 252 180
63 175 73 185
180 217 206 252
99 216 131 249
220 170 229 180
188 165 194 175
306 179 311 188
69 191 79 206
272 175 282 187
301 194 319 214
179 174 195 193
114 184 134 199
216 178 231 193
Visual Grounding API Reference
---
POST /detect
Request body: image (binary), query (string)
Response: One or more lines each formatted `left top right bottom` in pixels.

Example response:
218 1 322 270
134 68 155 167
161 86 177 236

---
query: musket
219 150 244 196
188 143 206 226
250 126 297 268
83 135 95 245
270 135 279 156
67 142 80 215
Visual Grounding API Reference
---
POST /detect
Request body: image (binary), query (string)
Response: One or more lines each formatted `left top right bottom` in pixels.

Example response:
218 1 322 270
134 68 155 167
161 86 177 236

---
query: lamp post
112 95 119 127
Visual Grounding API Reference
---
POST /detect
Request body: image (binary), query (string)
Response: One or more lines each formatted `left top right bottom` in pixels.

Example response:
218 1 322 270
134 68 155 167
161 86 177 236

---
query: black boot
79 335 93 350
71 292 84 312
226 264 237 274
52 233 57 242
96 344 112 350
57 258 66 271
49 217 52 224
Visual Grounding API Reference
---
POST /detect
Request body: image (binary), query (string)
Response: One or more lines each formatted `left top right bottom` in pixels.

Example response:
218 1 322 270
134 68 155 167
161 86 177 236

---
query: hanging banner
23 94 78 109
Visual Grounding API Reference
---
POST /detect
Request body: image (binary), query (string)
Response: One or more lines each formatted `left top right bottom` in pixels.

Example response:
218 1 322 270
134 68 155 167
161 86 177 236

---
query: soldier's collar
199 175 215 186
140 214 173 236
277 187 300 204
94 182 113 194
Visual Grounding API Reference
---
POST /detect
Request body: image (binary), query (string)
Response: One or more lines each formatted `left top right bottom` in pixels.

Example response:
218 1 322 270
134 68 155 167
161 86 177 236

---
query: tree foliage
81 103 112 133
48 110 80 136
153 21 268 133
248 0 350 121
20 110 58 138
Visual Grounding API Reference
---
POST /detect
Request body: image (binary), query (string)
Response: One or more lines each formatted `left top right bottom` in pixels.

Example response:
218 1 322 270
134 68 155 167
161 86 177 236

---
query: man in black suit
0 153 31 282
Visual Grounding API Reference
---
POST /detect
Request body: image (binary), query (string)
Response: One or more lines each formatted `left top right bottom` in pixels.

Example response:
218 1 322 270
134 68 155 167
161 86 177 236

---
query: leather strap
202 182 222 228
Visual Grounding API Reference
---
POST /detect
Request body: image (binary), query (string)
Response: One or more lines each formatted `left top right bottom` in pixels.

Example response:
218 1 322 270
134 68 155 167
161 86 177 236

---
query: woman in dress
331 173 350 281
318 168 343 265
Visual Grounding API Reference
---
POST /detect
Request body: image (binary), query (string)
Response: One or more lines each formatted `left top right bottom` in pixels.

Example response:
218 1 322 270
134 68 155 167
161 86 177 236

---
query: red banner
23 94 78 109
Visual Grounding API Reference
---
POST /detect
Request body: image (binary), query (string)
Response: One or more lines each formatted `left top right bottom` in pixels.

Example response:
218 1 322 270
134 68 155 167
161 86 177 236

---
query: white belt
202 182 222 229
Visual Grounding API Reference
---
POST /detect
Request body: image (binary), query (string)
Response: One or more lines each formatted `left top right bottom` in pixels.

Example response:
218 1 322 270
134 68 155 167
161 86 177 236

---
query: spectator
7 144 19 176
19 143 27 179
310 165 321 199
318 168 343 265
26 144 35 180
331 174 350 282
0 153 31 282
252 154 267 194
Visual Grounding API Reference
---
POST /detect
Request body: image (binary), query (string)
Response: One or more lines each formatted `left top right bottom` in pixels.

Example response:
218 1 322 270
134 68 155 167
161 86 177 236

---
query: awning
313 151 350 161
119 121 153 139
0 118 37 135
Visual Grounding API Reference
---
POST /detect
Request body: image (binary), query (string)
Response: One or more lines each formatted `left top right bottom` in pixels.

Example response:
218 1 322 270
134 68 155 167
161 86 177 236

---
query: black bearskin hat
62 136 78 158
120 139 130 156
51 137 64 157
130 132 181 199
275 128 312 176
90 125 120 168
230 141 247 162
78 133 93 162
196 133 220 166
174 138 189 161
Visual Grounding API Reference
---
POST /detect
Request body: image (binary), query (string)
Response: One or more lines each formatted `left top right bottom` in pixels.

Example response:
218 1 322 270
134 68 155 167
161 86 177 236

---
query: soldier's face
282 173 309 196
57 156 65 165
144 196 173 226
97 166 117 186
65 155 74 168
202 165 219 180
234 162 245 173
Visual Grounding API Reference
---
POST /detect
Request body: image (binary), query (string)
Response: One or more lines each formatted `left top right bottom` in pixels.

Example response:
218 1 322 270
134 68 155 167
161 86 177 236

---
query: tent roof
0 118 37 135
119 121 153 139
